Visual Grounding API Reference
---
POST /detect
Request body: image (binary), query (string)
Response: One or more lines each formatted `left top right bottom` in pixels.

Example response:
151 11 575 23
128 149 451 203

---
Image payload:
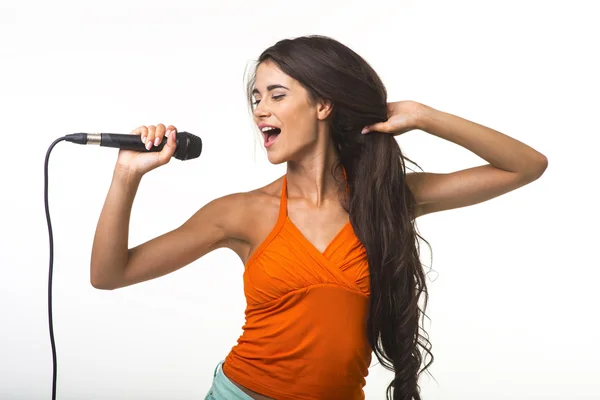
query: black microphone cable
44 131 202 399
45 136 66 400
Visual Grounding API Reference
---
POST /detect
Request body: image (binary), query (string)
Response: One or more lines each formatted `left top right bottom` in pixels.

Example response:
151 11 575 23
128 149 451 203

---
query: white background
1 0 598 399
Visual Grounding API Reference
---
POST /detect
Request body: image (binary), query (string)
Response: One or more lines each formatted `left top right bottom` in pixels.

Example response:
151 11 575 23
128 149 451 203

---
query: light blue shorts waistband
204 360 254 400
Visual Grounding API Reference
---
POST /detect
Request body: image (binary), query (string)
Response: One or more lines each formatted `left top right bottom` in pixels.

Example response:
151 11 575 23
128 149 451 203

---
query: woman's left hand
361 100 422 136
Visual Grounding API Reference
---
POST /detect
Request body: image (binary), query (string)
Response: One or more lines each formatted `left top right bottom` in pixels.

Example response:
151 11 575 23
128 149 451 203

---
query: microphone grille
174 132 203 161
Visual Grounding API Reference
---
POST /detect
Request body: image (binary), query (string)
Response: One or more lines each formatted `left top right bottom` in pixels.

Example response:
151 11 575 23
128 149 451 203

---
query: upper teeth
261 126 277 132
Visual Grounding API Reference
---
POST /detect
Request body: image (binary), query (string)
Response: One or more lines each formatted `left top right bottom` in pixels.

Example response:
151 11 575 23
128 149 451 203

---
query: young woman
90 35 548 400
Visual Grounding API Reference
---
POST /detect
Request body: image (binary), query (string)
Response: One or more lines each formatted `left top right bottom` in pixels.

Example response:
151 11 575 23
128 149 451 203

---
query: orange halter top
222 174 372 399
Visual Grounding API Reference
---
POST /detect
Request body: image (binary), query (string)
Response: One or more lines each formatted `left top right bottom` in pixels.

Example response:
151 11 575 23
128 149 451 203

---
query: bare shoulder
204 176 285 261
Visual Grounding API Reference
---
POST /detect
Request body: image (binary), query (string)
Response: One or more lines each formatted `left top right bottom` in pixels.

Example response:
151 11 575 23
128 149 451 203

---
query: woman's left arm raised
362 101 549 218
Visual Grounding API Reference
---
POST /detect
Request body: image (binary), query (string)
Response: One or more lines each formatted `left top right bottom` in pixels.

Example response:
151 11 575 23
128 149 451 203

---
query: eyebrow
252 84 290 95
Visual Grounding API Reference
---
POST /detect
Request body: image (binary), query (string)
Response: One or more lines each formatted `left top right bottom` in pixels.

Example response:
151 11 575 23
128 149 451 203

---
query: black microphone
64 132 202 161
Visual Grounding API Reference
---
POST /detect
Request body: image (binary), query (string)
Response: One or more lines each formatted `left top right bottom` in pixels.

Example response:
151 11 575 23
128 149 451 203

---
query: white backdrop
1 0 598 399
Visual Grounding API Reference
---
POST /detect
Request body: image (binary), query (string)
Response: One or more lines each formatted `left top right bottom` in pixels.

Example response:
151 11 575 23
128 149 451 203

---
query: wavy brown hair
246 35 434 400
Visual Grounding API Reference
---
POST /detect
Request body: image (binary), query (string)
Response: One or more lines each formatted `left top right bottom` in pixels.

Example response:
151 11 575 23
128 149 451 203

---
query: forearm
416 103 548 177
90 167 142 288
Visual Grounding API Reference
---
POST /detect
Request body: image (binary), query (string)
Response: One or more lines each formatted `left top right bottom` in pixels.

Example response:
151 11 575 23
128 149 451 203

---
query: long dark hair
246 35 434 400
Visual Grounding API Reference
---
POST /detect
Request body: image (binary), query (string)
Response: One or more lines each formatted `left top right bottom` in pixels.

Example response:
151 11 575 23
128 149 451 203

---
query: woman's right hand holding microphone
116 123 178 177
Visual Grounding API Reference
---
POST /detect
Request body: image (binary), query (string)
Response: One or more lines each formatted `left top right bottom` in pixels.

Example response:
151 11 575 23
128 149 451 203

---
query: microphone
64 132 202 161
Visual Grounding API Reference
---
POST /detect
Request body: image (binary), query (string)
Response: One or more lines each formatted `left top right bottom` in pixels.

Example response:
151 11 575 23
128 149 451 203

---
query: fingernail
361 127 369 134
165 129 172 136
154 137 161 146
146 141 152 150
141 135 146 143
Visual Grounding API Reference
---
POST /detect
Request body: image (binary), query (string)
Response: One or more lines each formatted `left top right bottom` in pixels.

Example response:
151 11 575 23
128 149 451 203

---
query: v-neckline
282 174 352 258
286 216 351 257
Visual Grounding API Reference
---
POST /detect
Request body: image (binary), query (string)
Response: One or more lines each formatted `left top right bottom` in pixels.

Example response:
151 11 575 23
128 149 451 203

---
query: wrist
414 102 429 131
113 165 143 186
416 103 442 132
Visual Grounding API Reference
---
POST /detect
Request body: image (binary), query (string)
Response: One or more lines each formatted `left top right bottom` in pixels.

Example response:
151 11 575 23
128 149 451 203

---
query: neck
286 136 344 207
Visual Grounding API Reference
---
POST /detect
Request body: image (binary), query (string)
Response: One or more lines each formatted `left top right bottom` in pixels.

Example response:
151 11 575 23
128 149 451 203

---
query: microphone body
65 132 202 161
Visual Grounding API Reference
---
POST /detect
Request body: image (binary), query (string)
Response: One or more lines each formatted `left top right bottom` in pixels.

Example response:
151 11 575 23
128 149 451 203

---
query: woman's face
251 60 332 165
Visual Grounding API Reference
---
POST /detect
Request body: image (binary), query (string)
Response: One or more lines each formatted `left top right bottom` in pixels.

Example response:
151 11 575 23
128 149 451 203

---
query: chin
267 153 288 165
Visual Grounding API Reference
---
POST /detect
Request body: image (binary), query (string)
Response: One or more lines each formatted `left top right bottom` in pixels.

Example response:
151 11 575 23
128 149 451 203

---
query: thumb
361 122 388 134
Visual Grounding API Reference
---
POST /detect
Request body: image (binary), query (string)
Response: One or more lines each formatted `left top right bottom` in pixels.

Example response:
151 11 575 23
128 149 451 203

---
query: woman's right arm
90 123 244 290
89 166 142 289
90 176 241 290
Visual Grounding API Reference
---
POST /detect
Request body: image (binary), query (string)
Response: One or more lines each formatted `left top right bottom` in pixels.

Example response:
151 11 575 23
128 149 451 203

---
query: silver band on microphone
87 133 101 145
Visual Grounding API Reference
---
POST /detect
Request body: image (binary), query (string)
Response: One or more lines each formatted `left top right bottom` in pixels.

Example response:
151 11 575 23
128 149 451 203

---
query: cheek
285 105 317 141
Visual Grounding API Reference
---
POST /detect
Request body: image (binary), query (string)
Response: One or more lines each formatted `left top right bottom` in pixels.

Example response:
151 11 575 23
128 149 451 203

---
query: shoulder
209 176 285 244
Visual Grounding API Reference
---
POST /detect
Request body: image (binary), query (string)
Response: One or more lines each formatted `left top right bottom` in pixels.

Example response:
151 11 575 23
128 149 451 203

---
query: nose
253 101 271 119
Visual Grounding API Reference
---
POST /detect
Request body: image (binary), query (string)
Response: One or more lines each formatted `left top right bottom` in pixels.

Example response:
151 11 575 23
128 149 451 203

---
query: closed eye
252 94 285 106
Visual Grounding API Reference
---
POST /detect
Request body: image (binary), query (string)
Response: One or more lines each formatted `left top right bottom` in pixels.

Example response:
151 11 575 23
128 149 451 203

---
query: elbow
90 265 116 290
526 154 548 181
90 277 114 290
539 154 548 176
534 155 549 178
91 281 114 291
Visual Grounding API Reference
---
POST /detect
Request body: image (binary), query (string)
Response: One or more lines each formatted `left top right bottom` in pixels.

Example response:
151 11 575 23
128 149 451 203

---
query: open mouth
262 127 281 146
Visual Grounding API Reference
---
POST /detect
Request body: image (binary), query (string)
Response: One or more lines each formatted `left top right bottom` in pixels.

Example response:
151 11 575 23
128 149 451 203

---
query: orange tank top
222 174 372 400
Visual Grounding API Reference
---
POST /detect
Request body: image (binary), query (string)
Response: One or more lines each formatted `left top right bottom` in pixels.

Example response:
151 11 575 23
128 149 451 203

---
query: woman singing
90 35 548 400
